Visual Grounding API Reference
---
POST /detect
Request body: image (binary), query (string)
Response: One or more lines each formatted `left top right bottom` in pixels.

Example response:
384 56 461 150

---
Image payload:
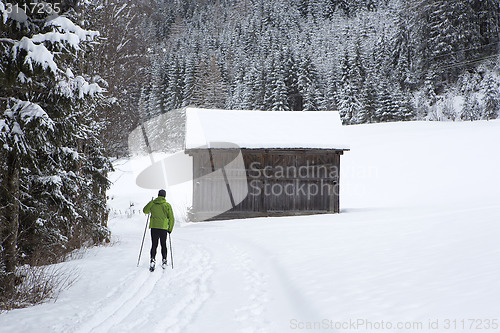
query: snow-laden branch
9 16 100 75
56 75 104 99
13 37 58 74
1 98 55 155
31 32 82 50
0 38 15 44
45 16 99 42
4 12 104 98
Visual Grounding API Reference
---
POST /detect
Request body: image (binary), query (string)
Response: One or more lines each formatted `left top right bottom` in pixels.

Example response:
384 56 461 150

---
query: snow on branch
10 16 100 75
1 98 55 154
28 16 100 53
56 75 103 99
59 147 80 161
13 36 58 74
16 99 55 130
31 32 82 50
44 16 99 42
4 11 104 98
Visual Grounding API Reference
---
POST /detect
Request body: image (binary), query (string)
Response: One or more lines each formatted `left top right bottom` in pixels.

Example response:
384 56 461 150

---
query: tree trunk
2 151 20 280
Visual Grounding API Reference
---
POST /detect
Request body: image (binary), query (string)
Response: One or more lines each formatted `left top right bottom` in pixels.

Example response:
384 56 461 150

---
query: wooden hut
184 108 349 221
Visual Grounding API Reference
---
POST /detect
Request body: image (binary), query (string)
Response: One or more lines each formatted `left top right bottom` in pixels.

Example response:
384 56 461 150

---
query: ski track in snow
152 244 213 333
75 271 162 333
227 235 323 326
60 241 213 333
230 244 270 333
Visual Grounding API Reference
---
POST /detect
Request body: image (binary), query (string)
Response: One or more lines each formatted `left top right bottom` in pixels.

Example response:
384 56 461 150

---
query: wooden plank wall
189 148 344 221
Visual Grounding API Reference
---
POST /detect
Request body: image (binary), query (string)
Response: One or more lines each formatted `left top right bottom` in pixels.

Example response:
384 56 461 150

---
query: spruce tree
337 48 353 123
482 73 500 120
183 55 197 107
252 61 268 110
391 9 415 91
297 55 323 111
359 75 379 123
284 49 301 111
377 78 394 122
1 1 111 298
461 93 481 121
166 56 185 111
268 54 290 111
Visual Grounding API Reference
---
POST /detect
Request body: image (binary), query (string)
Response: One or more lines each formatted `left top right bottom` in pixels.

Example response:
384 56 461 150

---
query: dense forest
139 0 500 128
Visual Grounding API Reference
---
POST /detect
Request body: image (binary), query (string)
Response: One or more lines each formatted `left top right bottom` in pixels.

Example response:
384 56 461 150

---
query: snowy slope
1 120 500 333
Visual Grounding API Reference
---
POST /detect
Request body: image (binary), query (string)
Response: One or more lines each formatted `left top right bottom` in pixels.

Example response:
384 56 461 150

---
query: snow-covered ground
1 120 500 333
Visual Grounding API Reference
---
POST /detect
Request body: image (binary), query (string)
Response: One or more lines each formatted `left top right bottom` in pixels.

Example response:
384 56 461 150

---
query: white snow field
1 119 500 333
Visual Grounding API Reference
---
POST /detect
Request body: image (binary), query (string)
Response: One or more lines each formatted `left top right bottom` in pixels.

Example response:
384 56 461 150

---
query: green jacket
143 196 175 232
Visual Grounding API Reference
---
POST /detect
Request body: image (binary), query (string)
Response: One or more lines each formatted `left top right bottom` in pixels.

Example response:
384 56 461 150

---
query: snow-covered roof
185 107 349 150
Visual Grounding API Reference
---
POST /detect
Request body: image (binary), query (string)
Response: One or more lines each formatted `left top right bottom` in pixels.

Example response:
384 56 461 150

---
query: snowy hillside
1 120 500 333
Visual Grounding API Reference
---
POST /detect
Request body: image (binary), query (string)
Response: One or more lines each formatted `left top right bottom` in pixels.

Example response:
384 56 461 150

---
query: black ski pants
150 228 168 261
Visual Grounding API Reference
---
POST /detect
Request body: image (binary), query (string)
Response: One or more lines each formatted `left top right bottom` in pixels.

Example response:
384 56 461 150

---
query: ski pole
168 232 174 269
137 213 150 267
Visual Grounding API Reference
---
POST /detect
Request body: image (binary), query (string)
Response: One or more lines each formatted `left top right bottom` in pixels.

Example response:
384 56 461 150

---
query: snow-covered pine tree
390 86 414 121
227 67 246 110
192 55 228 109
410 0 485 90
297 54 324 111
252 61 267 110
146 58 167 117
376 77 395 122
401 90 416 121
461 93 481 121
391 8 415 91
166 56 185 111
471 0 500 55
458 69 481 121
325 62 340 111
338 79 362 124
284 49 301 111
183 55 197 107
337 47 363 123
0 1 111 297
337 48 351 123
268 55 290 111
481 72 500 120
350 39 366 94
263 56 275 110
240 68 257 110
358 74 378 123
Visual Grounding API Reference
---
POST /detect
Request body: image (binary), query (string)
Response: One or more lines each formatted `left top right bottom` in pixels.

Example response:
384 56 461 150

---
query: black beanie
158 189 166 197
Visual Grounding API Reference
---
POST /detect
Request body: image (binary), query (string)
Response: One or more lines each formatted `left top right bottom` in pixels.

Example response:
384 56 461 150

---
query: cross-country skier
143 189 175 271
